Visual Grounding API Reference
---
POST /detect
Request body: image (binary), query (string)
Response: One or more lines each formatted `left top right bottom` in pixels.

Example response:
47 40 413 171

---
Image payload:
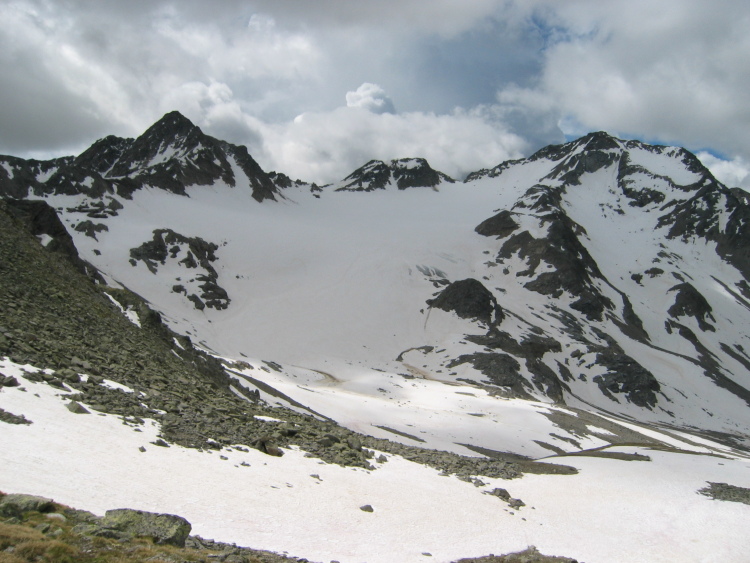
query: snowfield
1 358 749 563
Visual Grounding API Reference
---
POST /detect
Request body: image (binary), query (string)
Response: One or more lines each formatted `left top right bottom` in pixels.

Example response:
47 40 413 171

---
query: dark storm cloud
0 48 111 154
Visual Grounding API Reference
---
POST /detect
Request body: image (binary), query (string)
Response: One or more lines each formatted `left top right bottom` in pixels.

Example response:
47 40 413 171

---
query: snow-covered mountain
1 112 749 562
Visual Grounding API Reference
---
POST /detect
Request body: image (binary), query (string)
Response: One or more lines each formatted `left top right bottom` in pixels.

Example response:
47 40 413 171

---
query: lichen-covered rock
101 508 192 546
0 494 54 517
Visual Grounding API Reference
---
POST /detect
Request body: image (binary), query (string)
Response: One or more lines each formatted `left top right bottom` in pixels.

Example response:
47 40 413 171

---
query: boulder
101 508 192 547
66 401 90 414
0 494 54 517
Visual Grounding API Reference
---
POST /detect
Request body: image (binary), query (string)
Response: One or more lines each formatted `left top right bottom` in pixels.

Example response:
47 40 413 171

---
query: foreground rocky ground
0 493 578 563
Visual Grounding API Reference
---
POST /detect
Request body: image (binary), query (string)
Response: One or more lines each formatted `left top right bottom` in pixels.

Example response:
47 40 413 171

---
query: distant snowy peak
337 157 454 192
104 111 278 201
0 111 279 203
466 131 706 184
467 131 750 280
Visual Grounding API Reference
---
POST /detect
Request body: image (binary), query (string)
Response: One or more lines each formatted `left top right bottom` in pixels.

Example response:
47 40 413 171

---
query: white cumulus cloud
254 104 527 184
697 152 750 189
345 83 396 114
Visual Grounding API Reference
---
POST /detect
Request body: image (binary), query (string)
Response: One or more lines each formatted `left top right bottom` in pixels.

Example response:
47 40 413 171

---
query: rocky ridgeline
337 157 454 191
0 111 278 203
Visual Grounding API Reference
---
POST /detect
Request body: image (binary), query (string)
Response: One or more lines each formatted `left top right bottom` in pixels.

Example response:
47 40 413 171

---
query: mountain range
1 111 749 563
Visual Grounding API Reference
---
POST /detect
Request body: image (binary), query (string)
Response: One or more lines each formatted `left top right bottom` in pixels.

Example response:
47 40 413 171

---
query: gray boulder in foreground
102 508 192 546
0 493 54 517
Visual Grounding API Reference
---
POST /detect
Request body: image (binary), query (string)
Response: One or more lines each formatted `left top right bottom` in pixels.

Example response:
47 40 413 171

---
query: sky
1 0 749 187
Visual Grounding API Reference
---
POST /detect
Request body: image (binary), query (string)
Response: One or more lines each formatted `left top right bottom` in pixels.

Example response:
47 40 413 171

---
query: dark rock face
447 352 531 399
4 200 80 261
617 155 670 207
338 157 453 191
658 182 750 281
130 229 229 310
3 199 104 283
668 283 716 331
592 354 660 409
428 278 504 326
475 210 519 238
498 211 613 321
0 155 71 199
391 157 454 189
338 160 392 191
542 132 621 186
73 135 133 174
588 331 660 409
464 331 567 403
222 142 279 202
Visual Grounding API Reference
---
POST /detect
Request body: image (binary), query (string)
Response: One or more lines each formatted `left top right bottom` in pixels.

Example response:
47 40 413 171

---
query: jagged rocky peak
106 111 224 178
98 111 278 201
337 157 454 191
0 111 279 202
338 160 391 191
463 132 624 183
390 157 455 189
74 135 134 175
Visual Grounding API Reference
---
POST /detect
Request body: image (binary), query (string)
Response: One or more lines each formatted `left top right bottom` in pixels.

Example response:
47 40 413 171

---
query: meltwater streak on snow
2 357 750 563
228 356 608 458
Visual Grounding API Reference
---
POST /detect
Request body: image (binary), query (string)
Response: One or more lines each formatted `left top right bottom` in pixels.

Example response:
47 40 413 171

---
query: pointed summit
155 110 196 130
137 111 200 148
94 111 277 201
107 111 206 179
578 131 623 152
